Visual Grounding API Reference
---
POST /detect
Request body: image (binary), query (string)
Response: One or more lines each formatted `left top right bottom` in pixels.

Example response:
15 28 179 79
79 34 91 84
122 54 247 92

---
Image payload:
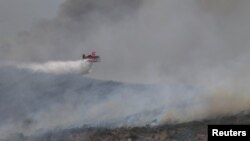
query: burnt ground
7 112 250 141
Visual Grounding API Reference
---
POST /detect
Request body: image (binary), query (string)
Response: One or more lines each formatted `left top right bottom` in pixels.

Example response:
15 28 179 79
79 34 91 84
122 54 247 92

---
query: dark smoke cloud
59 0 142 21
0 0 142 62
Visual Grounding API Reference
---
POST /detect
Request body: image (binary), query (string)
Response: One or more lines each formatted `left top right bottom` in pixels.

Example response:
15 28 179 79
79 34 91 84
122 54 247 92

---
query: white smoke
0 62 250 140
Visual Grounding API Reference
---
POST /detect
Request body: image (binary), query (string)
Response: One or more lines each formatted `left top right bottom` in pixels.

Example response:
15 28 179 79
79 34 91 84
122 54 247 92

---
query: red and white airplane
82 51 100 62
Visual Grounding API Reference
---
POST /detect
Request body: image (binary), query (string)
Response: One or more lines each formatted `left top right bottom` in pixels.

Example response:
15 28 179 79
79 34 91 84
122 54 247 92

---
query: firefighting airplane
82 51 100 62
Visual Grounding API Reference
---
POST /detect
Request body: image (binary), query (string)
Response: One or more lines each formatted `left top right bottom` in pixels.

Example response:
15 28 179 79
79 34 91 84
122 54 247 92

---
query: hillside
12 111 250 141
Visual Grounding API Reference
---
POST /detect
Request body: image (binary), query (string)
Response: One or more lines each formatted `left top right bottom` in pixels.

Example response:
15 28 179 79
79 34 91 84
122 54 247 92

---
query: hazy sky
0 0 63 35
1 0 250 84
